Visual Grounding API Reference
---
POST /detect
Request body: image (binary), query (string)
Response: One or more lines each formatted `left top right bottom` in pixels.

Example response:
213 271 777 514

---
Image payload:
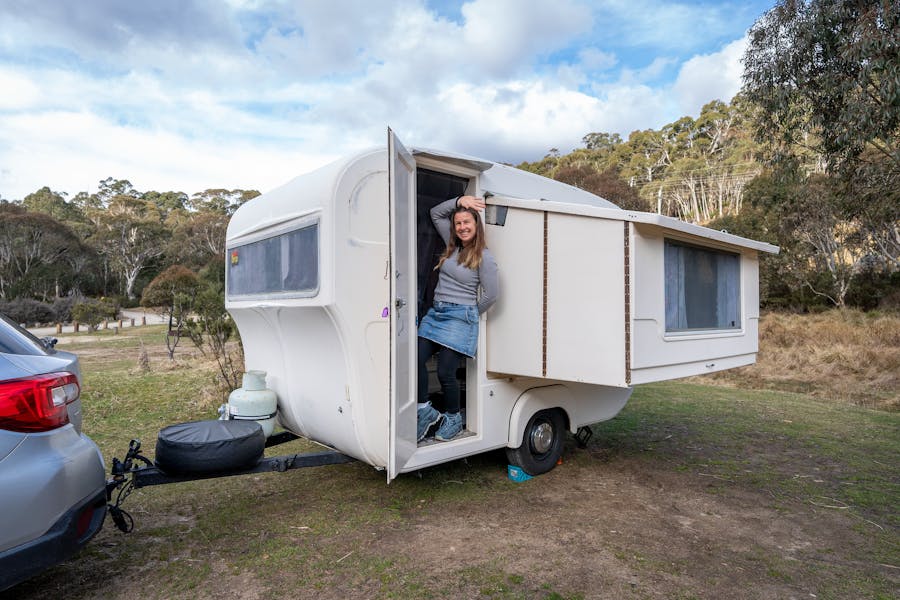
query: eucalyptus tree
743 0 899 172
0 204 91 299
22 187 85 223
90 195 169 300
189 188 259 215
743 0 900 297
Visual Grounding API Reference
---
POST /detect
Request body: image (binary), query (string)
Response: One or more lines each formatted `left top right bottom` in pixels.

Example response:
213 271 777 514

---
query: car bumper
0 427 108 591
0 484 107 590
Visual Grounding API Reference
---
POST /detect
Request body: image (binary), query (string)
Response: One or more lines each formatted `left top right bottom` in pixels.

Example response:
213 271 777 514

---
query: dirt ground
20 435 891 600
390 459 856 600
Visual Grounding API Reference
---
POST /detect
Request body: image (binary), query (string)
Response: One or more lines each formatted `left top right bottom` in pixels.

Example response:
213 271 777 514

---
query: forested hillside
518 96 763 224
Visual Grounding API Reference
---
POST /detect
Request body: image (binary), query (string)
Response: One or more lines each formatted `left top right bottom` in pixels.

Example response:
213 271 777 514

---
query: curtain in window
665 241 740 331
716 253 740 328
227 224 318 297
664 244 688 330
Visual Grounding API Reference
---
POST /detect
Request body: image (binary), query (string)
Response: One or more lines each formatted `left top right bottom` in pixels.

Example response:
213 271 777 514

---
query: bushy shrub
846 269 900 312
184 268 243 398
51 296 79 323
0 298 55 325
879 286 900 312
71 298 118 331
140 265 199 311
106 294 139 309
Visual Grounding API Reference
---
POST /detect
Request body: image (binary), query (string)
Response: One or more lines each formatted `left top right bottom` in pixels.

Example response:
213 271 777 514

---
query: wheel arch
507 384 573 448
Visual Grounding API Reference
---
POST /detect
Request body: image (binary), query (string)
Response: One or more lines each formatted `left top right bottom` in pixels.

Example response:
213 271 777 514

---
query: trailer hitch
106 439 153 533
104 432 355 533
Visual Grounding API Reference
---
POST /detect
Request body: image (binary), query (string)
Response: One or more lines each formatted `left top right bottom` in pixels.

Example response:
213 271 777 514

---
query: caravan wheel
506 409 565 476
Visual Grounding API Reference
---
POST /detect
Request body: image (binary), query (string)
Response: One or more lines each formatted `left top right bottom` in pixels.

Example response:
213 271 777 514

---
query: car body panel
0 314 107 591
0 426 106 552
0 485 107 591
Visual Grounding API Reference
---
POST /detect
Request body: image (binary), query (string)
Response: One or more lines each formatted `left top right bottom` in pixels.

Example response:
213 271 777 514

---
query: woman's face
454 211 477 246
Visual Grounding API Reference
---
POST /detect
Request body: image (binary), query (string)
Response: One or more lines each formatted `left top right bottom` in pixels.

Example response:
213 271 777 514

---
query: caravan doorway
414 168 473 431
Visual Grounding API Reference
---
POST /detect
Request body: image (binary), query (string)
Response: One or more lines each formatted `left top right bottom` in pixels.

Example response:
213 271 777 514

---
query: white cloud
0 110 336 199
616 56 678 85
0 69 40 109
578 47 618 72
672 36 747 116
460 0 593 76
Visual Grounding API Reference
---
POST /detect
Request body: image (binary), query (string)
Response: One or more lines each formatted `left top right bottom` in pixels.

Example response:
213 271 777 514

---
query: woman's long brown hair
435 206 486 271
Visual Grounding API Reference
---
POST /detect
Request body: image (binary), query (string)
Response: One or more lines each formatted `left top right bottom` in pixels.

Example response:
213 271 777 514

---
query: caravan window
227 223 319 298
664 240 740 332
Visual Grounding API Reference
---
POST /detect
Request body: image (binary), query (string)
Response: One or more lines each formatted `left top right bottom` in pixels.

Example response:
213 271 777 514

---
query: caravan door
388 129 417 481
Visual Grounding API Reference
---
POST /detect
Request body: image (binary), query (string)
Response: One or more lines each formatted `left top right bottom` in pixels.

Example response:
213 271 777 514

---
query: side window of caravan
227 224 319 298
664 240 740 332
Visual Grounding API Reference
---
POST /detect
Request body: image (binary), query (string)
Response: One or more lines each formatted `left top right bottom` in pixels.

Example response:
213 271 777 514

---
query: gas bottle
227 370 278 437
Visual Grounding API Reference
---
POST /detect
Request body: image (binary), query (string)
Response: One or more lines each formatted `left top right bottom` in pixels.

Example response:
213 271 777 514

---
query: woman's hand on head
458 195 486 211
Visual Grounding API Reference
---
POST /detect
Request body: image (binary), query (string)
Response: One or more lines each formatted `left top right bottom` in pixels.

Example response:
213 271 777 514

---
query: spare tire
155 420 265 475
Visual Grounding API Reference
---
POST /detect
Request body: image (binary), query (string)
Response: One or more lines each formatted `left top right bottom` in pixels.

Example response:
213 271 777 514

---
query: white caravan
224 130 778 481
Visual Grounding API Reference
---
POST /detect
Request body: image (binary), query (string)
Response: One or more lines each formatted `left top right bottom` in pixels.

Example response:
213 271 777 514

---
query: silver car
0 314 107 591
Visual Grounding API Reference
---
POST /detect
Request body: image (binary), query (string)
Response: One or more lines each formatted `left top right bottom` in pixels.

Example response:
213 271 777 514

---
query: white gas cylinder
227 370 278 437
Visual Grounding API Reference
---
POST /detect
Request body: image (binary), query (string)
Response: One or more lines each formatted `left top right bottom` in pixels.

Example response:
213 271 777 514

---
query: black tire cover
155 420 265 475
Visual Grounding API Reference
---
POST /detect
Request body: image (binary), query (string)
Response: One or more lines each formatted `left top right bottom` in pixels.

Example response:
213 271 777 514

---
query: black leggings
417 337 464 414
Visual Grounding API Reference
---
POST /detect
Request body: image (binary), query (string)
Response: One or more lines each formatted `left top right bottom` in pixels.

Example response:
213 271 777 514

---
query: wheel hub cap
530 421 554 454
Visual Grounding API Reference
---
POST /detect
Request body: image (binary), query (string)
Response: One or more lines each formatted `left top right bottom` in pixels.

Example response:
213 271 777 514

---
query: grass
701 309 900 411
10 315 900 599
596 382 899 522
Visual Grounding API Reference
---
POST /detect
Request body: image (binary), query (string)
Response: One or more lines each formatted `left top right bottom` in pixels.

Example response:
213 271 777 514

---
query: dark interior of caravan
415 168 470 418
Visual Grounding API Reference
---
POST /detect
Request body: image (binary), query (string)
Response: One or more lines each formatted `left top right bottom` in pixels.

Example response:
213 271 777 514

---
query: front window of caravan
664 240 740 332
227 223 318 298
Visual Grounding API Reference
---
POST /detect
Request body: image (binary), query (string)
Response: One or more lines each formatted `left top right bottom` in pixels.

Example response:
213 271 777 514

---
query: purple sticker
381 307 389 318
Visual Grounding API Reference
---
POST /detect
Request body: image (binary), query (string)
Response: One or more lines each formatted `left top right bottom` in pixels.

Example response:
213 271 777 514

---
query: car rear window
0 313 49 356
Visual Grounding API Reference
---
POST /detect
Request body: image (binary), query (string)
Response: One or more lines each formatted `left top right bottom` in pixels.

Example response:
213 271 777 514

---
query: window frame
226 216 321 301
663 238 743 336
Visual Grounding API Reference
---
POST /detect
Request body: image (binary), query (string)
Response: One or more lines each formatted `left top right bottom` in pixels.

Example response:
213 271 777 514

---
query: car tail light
0 372 80 432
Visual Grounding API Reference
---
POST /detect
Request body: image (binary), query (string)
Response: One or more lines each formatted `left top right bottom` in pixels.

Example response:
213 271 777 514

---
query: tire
155 420 265 475
505 409 566 476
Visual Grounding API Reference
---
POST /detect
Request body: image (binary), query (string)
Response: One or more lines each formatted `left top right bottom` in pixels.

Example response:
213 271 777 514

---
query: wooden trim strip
624 221 631 385
542 211 548 378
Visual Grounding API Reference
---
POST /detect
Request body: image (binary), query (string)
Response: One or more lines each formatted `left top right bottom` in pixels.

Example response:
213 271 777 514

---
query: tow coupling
106 439 152 533
105 428 355 533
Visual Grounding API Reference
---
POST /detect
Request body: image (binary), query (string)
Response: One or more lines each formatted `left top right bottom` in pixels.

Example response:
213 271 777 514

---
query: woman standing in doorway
417 195 499 443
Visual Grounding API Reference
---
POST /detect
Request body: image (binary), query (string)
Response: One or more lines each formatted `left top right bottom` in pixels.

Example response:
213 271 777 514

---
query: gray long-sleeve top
430 197 499 314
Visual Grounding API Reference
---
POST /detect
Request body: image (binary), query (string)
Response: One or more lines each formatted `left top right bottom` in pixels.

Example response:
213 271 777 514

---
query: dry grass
698 309 900 411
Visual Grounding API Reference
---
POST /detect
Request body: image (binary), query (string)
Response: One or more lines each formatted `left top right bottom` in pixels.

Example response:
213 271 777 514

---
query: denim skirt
417 301 479 358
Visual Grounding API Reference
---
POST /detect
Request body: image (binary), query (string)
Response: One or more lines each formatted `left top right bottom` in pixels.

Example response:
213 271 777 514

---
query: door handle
395 298 407 309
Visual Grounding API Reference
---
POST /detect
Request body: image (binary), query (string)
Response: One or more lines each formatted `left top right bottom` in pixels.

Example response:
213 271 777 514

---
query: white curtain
664 244 688 330
665 241 739 331
716 253 740 328
228 225 318 296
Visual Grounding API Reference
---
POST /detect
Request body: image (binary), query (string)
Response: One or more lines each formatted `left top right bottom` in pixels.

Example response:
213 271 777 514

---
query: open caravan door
388 129 417 481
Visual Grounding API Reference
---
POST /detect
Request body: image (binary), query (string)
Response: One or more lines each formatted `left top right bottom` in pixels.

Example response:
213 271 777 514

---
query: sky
0 0 776 201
